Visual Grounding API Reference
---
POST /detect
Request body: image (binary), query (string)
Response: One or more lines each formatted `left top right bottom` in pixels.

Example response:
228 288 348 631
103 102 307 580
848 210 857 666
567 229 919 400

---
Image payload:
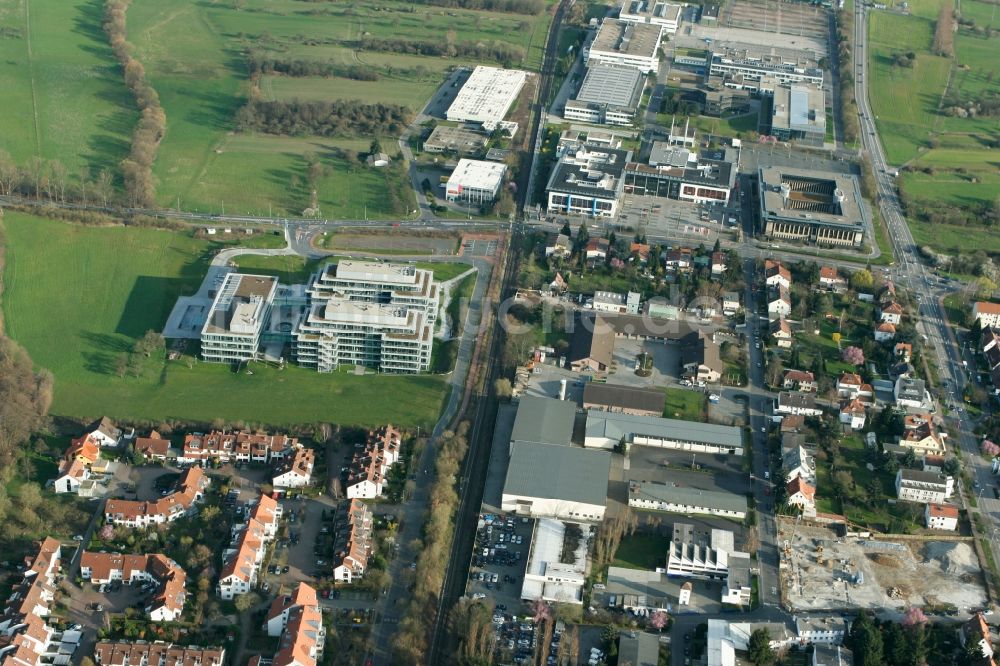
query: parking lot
466 513 534 613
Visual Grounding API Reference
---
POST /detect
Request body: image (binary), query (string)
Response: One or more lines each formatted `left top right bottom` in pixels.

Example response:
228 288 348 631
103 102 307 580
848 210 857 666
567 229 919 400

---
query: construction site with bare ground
779 522 987 613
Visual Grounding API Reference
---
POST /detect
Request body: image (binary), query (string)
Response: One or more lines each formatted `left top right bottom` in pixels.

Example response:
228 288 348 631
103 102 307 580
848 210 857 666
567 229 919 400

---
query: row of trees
394 425 470 664
847 609 972 666
357 36 525 66
387 0 543 15
103 0 166 208
833 9 861 145
234 99 411 137
932 4 956 57
246 52 379 80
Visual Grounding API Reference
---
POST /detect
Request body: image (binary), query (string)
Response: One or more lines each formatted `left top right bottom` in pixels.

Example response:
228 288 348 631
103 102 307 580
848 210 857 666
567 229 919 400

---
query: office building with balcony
200 274 278 363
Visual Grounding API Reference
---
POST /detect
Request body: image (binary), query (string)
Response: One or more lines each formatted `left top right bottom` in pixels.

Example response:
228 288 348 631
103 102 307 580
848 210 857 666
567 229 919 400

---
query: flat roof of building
504 441 611 507
587 412 743 448
574 64 645 109
772 84 825 134
759 166 866 228
629 480 748 514
329 260 421 285
546 145 632 198
203 273 277 335
447 158 507 191
510 396 576 447
620 0 683 23
591 19 662 59
627 148 738 190
446 66 527 125
583 383 666 414
316 299 414 325
423 125 488 152
618 632 661 666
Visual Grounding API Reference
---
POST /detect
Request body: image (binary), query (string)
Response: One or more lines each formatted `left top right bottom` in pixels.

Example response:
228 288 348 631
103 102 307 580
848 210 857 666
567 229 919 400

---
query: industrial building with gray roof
564 64 645 126
585 412 743 453
502 442 612 521
629 480 748 518
509 396 576 451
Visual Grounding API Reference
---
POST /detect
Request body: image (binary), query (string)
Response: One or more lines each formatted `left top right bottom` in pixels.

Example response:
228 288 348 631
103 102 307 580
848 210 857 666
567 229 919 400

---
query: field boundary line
23 0 42 157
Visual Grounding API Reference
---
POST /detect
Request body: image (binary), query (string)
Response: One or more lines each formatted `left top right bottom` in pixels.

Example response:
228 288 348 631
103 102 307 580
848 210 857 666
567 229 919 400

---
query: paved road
852 0 1000 591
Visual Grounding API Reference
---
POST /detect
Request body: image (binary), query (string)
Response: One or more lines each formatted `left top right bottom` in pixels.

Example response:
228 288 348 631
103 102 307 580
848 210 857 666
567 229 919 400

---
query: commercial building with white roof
446 66 527 128
445 159 507 204
520 518 590 604
585 19 663 74
618 0 683 33
564 64 646 126
546 144 632 218
770 84 826 146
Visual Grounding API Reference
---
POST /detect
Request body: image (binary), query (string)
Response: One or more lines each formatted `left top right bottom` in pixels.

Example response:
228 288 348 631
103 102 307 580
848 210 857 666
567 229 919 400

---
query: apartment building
179 430 301 465
133 432 170 461
332 499 374 584
200 273 278 363
261 582 327 666
973 301 1000 329
80 552 186 622
308 261 439 322
925 503 959 531
898 413 945 455
217 494 281 599
92 643 225 666
104 467 208 528
0 539 61 666
273 448 315 489
345 426 402 499
776 392 823 417
896 469 954 504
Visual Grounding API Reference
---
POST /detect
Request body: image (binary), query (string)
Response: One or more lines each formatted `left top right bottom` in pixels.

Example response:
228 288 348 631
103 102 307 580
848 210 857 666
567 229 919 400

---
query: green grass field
612 533 672 571
124 0 545 213
1 213 447 427
0 0 135 175
663 389 705 422
867 11 951 163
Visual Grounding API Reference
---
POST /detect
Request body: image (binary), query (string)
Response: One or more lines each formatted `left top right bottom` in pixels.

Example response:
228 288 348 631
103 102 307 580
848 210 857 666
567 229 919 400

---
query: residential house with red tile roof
818 266 846 290
711 251 727 275
786 478 816 516
217 494 280 599
839 399 867 430
894 342 912 363
92 642 225 666
925 503 958 531
179 430 300 465
265 583 320 637
345 426 402 499
273 448 315 489
271 592 325 666
879 301 903 325
875 322 896 342
332 500 373 584
781 370 815 392
104 467 208 528
974 302 1000 329
133 431 171 461
764 260 791 289
80 552 187 622
0 539 62 666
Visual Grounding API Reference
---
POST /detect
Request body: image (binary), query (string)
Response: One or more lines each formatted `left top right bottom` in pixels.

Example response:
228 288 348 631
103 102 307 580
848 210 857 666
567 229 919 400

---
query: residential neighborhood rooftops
504 441 611 507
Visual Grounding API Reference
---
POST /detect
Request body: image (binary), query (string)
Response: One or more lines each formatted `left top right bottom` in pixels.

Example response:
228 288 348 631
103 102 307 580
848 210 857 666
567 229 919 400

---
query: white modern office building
585 19 663 74
709 49 823 88
200 273 278 363
564 64 645 126
445 159 507 204
770 84 826 146
618 0 683 33
446 66 528 128
546 144 632 218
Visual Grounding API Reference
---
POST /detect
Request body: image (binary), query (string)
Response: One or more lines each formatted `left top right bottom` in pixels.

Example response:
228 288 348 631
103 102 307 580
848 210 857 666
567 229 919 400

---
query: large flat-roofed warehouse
564 64 645 126
758 167 867 247
502 442 612 521
446 66 527 128
546 144 632 218
201 273 278 363
618 0 683 33
624 146 737 205
585 19 663 74
509 396 576 449
445 159 507 204
582 383 665 417
585 412 743 454
422 126 487 155
770 84 825 146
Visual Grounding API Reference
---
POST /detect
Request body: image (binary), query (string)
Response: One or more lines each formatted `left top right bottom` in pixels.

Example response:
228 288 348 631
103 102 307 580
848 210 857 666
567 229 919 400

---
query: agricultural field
866 11 951 163
319 230 461 256
0 0 135 175
124 0 552 212
0 213 448 428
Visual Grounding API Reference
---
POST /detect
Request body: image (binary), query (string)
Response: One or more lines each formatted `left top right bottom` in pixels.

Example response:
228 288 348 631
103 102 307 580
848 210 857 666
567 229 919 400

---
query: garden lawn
0 0 135 174
663 389 705 422
1 214 447 428
260 75 437 112
612 533 672 571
